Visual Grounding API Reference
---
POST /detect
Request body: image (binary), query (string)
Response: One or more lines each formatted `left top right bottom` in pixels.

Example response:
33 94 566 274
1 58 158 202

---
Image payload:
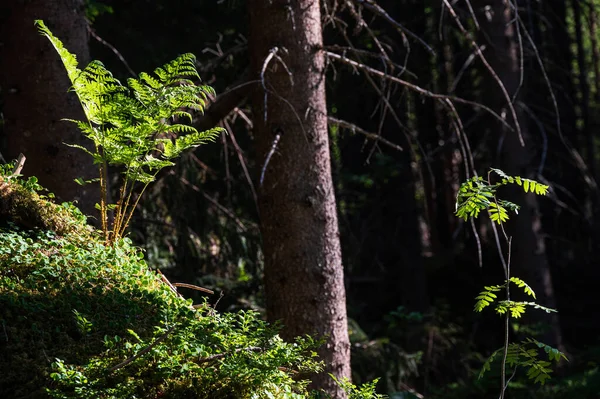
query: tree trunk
248 1 351 396
483 0 564 350
0 0 100 219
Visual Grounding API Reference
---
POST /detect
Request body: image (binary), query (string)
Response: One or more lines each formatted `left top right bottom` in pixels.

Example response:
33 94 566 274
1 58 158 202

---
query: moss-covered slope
0 182 319 399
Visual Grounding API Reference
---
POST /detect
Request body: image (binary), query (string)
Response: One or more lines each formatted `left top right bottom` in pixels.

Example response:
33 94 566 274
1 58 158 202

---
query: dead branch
108 325 176 372
328 116 403 151
325 50 514 132
352 0 435 55
197 346 264 365
173 282 214 295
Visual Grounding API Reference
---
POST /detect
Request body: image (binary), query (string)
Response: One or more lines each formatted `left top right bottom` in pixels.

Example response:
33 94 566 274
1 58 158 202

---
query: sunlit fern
35 20 224 243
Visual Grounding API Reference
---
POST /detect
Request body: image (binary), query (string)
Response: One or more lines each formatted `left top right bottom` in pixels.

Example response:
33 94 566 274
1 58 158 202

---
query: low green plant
455 168 567 399
0 224 322 398
35 20 224 245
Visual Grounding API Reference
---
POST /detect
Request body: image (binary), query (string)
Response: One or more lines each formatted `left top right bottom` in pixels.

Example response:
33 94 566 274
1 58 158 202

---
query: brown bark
248 1 351 396
483 0 564 350
0 0 100 219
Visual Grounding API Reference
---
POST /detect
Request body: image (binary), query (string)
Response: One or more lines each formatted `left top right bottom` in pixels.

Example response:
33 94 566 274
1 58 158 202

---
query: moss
0 176 94 240
0 187 320 399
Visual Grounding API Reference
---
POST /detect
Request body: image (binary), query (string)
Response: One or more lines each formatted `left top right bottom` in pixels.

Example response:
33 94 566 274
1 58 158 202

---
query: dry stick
108 325 176 373
324 45 417 78
221 130 232 202
442 0 524 147
335 28 430 175
88 26 136 77
173 282 214 295
260 47 292 122
464 0 480 30
259 130 282 187
515 14 597 190
325 51 514 132
156 269 180 296
353 0 435 56
328 116 403 151
178 174 251 232
444 100 483 268
508 0 525 103
222 119 259 212
197 346 264 365
10 153 26 176
450 45 484 93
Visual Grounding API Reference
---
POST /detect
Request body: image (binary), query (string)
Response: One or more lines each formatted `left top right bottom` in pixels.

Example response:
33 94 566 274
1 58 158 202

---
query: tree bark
248 1 351 396
483 0 564 350
0 0 100 219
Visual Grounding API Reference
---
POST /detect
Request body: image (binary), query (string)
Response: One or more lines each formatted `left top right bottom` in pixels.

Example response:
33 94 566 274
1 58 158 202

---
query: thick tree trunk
483 0 564 350
0 0 99 219
248 1 351 396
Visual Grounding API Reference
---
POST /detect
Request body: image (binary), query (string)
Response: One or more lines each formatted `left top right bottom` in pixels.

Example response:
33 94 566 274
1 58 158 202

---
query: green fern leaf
509 277 536 299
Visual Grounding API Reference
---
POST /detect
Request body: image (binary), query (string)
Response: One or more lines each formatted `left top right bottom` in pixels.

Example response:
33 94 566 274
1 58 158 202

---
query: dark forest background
3 0 600 397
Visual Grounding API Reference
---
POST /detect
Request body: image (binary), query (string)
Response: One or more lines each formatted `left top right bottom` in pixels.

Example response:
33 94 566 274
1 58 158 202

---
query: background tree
0 0 99 217
248 0 351 396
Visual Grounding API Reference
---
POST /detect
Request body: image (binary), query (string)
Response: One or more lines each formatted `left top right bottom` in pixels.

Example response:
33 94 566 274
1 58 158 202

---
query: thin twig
259 129 282 187
328 116 403 151
325 51 515 132
197 346 264 364
108 326 176 372
87 26 136 77
352 0 435 56
10 153 25 176
442 0 524 146
173 282 214 295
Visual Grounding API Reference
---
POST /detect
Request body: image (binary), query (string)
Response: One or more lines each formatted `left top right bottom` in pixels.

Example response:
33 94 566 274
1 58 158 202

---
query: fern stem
499 237 513 399
97 147 109 244
118 179 153 240
111 179 129 244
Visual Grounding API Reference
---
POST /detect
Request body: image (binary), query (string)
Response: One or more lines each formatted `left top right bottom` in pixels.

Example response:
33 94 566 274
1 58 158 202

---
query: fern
455 168 547 225
509 277 536 299
480 340 566 385
35 20 224 244
456 168 564 396
474 285 503 312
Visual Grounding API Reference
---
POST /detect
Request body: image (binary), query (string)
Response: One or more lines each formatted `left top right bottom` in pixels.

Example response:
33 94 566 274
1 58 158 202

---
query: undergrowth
0 220 322 398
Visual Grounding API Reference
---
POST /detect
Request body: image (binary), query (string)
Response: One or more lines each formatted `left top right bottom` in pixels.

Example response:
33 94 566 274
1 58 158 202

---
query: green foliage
474 284 503 312
328 377 388 399
455 168 549 224
455 168 565 393
474 278 541 314
0 224 322 398
480 339 567 385
35 20 224 244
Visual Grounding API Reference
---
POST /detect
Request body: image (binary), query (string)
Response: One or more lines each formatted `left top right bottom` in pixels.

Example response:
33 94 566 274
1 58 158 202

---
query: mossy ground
0 181 320 399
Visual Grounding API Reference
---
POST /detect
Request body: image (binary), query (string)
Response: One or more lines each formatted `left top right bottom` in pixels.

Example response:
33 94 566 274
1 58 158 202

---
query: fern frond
35 20 81 83
495 301 556 318
524 338 568 363
474 285 503 312
488 202 509 224
509 277 536 298
495 301 527 318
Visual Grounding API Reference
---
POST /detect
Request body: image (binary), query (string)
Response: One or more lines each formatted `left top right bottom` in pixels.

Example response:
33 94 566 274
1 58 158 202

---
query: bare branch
352 0 435 55
328 116 403 151
325 50 514 131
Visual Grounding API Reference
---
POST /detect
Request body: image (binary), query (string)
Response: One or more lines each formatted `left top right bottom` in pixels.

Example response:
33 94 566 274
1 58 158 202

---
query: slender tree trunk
0 0 99 219
248 1 351 396
483 0 564 350
572 0 595 182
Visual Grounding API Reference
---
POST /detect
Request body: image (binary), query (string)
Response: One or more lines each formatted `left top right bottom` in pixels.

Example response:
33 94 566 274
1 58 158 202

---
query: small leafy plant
35 20 224 245
455 168 567 398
